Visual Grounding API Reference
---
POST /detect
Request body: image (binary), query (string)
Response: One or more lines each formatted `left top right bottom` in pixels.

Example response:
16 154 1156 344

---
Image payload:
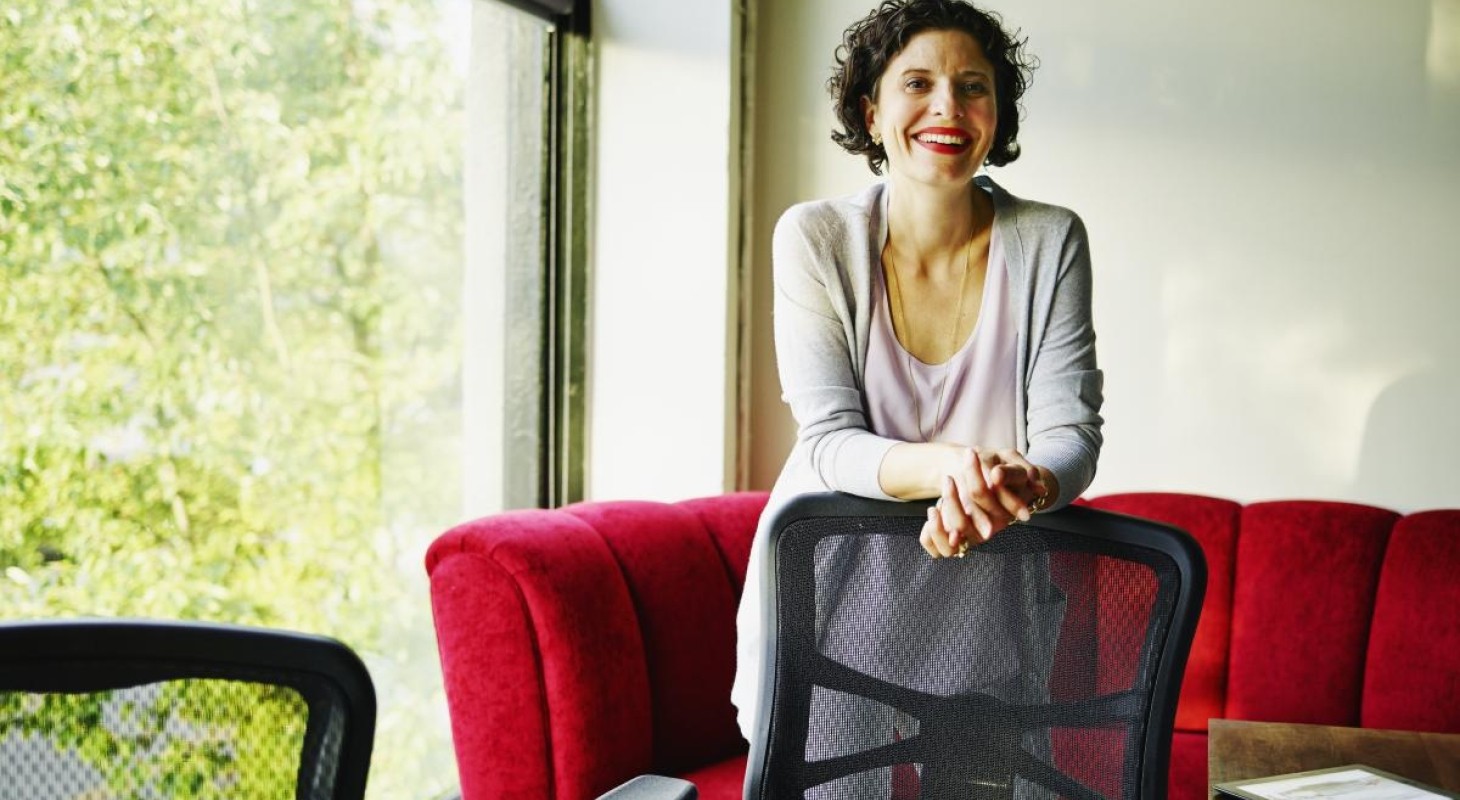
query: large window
0 0 583 796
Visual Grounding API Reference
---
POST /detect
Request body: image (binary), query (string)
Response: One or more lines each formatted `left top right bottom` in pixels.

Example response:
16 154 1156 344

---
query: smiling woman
864 30 1002 203
732 0 1104 794
829 0 1033 174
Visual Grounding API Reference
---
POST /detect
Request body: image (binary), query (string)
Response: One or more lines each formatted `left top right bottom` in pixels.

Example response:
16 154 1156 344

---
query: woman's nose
930 82 963 118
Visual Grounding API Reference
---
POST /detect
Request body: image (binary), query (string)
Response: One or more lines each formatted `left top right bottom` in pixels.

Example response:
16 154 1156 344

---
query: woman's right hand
919 448 1005 557
921 474 985 558
919 446 1046 558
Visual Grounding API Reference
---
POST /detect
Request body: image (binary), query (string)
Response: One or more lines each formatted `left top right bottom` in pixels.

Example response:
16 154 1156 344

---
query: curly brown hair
829 0 1036 174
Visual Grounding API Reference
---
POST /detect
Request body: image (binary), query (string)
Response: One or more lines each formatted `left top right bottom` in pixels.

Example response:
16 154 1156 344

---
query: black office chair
0 619 376 800
737 492 1206 800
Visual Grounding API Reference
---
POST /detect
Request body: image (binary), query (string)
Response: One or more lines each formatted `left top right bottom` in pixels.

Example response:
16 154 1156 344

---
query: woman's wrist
878 442 971 500
914 442 972 499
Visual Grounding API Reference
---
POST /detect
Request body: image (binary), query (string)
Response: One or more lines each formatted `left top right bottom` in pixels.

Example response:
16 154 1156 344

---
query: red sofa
425 492 1460 800
1084 494 1460 800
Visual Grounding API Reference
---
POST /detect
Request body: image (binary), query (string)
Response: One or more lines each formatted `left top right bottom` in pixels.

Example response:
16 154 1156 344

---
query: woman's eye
963 82 988 94
905 78 928 90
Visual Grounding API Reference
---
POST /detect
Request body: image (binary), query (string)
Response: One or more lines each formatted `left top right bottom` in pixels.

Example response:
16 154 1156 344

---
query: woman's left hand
974 448 1049 523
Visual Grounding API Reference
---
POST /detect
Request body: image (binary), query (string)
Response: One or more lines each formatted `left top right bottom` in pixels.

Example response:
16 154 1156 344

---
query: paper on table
1219 767 1458 800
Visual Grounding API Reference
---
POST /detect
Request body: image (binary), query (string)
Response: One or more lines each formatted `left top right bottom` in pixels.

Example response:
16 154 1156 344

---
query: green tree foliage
3 681 308 798
1 0 466 795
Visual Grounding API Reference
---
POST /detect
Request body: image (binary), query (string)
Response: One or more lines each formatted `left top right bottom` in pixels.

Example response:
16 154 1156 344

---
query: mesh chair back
746 494 1205 800
0 620 375 800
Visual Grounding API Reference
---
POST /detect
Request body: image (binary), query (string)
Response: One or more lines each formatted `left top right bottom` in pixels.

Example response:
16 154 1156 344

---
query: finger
940 476 980 551
933 500 961 558
1000 453 1051 510
934 478 969 551
1016 456 1044 492
989 463 1030 491
997 448 1033 467
947 501 985 557
962 479 1013 533
990 466 1033 522
989 455 1038 522
1027 464 1051 496
967 501 994 543
956 449 1002 523
920 508 942 558
974 446 1010 487
991 450 1038 483
980 503 1014 541
951 469 993 545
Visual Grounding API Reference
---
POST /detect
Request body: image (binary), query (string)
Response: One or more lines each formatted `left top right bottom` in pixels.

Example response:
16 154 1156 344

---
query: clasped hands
921 447 1050 559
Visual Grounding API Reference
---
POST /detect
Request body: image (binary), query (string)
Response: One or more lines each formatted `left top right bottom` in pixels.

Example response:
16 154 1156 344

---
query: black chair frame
0 618 376 800
746 493 1207 800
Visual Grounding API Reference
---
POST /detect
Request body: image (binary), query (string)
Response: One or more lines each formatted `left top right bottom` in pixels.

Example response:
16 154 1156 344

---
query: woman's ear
862 96 878 142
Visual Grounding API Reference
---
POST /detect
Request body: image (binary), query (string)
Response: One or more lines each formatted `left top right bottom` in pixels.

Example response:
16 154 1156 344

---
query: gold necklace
884 236 975 441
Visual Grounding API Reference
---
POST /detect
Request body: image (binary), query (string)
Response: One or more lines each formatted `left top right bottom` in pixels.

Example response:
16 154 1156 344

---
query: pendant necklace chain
885 232 976 442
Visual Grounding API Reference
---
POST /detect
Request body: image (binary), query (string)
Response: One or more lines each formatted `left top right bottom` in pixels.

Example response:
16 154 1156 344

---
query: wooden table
1209 720 1460 798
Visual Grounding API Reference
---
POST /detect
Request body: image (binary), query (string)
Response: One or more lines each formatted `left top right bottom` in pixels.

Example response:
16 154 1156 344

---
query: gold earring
871 131 882 146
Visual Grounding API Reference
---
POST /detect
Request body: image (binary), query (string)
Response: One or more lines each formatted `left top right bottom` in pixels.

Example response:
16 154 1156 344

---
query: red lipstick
912 126 972 155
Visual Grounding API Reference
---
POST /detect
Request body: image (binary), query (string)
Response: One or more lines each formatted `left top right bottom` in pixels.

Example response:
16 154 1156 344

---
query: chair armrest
596 775 698 800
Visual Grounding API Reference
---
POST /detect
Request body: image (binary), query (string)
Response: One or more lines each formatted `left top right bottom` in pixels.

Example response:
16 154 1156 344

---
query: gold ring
1029 489 1049 514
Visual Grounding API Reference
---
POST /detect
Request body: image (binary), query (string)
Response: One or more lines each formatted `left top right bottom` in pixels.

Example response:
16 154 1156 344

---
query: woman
732 0 1104 760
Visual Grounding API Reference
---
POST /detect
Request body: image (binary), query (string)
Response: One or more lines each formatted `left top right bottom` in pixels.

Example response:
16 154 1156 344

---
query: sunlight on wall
1431 0 1460 86
588 0 733 501
748 0 1460 511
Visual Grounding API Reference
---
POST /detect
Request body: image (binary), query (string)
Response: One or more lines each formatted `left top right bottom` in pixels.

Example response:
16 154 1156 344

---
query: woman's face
863 28 997 188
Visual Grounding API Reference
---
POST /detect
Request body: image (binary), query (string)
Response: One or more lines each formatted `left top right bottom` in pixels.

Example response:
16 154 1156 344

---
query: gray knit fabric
734 176 1105 745
768 175 1103 510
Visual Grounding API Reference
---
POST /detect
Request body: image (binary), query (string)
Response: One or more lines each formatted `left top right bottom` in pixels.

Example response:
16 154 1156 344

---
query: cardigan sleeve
1023 212 1104 509
772 203 898 501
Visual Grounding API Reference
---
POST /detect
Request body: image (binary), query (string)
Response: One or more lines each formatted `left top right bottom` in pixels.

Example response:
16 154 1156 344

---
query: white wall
587 0 737 500
748 0 1460 511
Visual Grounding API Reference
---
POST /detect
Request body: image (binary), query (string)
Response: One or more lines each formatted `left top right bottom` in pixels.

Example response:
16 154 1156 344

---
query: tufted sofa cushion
1362 511 1460 731
425 492 766 800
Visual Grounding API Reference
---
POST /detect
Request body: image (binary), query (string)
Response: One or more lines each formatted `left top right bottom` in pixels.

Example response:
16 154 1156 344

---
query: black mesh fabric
0 673 334 800
761 514 1180 800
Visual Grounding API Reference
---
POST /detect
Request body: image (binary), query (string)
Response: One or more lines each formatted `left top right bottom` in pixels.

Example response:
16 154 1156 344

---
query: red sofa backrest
1085 493 1460 734
425 492 766 800
1363 510 1460 731
1226 501 1396 725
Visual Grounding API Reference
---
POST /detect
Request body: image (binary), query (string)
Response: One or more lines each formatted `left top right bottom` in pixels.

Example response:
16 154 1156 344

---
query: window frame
494 0 580 22
494 0 590 509
545 3 591 508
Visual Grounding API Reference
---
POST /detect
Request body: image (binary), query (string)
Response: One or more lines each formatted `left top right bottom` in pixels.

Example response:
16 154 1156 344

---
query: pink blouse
865 225 1018 450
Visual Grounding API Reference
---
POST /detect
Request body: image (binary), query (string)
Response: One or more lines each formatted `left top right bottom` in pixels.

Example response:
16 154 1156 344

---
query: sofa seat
676 753 748 800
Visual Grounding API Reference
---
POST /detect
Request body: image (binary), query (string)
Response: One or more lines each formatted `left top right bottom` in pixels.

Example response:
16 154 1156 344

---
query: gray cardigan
733 177 1105 742
768 175 1104 510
